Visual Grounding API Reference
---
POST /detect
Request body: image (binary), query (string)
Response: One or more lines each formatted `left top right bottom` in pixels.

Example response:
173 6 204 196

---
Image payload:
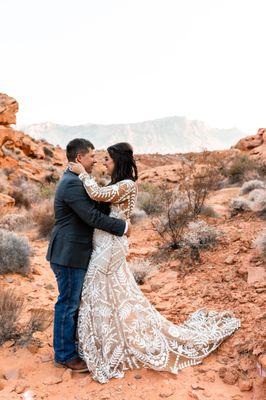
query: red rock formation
0 93 18 126
234 128 266 163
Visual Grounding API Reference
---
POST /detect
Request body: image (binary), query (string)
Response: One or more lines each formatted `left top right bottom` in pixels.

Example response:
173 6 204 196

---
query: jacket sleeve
63 179 126 236
79 173 136 203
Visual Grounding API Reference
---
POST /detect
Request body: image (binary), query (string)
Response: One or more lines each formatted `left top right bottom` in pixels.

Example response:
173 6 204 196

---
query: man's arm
64 179 126 237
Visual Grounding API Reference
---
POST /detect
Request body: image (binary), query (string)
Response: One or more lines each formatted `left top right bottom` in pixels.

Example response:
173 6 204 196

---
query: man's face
76 148 96 173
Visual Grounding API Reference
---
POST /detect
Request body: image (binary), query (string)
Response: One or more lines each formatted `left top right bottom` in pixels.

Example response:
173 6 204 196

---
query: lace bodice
79 173 137 219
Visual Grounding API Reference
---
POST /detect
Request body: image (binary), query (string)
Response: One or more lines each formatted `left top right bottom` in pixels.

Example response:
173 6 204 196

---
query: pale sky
1 0 265 133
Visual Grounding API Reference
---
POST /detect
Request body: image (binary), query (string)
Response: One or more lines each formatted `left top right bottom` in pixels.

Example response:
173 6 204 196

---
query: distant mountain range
20 116 246 154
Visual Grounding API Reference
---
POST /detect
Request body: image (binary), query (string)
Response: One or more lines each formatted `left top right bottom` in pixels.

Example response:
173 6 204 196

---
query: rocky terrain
0 94 265 399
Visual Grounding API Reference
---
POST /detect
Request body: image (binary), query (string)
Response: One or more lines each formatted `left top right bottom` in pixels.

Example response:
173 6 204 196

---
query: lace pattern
77 177 241 384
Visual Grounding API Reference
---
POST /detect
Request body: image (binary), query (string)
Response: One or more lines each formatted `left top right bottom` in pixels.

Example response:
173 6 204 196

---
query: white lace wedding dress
77 174 241 384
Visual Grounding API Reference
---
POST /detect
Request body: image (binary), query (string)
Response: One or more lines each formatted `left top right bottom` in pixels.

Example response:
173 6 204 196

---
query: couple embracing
46 138 240 384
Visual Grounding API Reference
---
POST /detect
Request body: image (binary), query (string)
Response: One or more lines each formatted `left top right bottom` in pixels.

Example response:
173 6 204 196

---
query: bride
68 142 241 384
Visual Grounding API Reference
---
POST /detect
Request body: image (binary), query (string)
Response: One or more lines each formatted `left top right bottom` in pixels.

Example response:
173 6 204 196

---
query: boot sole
54 361 89 373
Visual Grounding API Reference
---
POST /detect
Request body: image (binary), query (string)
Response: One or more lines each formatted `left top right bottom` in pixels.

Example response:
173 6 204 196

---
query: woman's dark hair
66 138 94 162
107 142 138 184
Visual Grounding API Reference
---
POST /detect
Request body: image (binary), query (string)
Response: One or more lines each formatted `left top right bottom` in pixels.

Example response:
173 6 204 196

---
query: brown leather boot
54 357 89 372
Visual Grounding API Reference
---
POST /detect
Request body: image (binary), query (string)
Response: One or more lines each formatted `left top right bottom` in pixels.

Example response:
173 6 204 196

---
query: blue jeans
50 263 87 363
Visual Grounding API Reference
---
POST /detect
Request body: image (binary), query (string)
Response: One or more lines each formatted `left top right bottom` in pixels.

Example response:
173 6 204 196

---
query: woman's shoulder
120 179 137 188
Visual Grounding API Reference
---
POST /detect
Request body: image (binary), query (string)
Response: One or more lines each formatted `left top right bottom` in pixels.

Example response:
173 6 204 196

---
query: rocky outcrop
234 128 266 163
0 94 18 126
0 93 66 195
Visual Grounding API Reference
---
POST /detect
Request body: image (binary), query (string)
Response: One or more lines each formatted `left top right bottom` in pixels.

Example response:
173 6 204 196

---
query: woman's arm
68 162 136 203
79 172 135 203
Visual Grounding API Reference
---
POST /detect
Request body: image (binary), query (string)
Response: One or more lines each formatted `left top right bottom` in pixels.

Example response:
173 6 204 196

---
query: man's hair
66 138 94 161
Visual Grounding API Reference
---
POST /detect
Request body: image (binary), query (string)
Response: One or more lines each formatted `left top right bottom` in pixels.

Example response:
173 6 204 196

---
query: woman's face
103 151 115 175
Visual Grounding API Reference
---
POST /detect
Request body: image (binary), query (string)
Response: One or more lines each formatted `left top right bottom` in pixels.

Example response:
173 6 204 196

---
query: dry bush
221 154 262 184
31 199 55 238
130 208 147 224
155 191 191 249
154 154 220 250
39 183 56 200
11 179 40 209
137 183 163 215
240 179 265 195
200 204 219 218
248 189 266 217
0 211 29 231
129 259 151 284
43 146 54 158
0 288 24 344
254 230 266 260
0 170 9 194
44 172 60 184
183 220 223 262
229 197 250 216
0 290 52 345
21 309 53 343
0 229 30 275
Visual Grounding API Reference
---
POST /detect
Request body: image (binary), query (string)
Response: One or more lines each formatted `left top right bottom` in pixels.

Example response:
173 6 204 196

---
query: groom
46 138 130 372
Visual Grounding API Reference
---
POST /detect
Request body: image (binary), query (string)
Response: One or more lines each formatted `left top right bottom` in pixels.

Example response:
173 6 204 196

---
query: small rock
44 283 54 291
159 390 174 398
4 368 21 380
134 374 142 379
188 390 202 399
191 383 205 390
225 256 236 265
5 277 14 283
141 285 152 293
151 283 163 291
218 367 238 385
26 340 40 354
62 369 73 381
15 382 28 394
43 375 63 385
2 340 15 349
40 353 52 363
238 378 253 391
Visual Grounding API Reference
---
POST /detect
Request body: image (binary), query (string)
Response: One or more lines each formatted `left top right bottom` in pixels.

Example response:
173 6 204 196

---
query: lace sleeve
79 172 136 203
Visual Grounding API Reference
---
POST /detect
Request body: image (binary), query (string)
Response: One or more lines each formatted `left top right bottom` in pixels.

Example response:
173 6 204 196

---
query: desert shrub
229 197 250 216
0 170 9 194
154 155 219 250
21 309 53 343
11 179 40 209
0 229 30 275
137 183 163 215
129 259 151 284
0 211 29 231
0 288 24 344
39 183 56 200
183 220 222 262
43 146 54 158
223 154 261 184
2 167 15 178
200 204 219 218
248 189 266 217
31 199 55 238
130 208 147 224
0 290 52 345
240 179 265 195
155 192 191 249
254 230 266 260
44 172 60 184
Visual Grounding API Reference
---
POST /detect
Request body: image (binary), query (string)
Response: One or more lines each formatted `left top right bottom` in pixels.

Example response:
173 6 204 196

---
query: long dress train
77 174 241 384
